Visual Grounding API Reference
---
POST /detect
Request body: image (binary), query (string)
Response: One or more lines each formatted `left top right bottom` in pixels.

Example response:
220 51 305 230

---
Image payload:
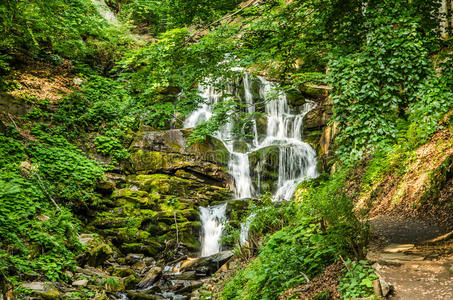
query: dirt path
368 215 453 300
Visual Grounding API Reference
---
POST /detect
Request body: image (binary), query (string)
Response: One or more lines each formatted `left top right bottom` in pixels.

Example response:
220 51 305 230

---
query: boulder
127 291 164 300
77 235 113 267
21 282 60 299
137 266 163 289
179 251 233 276
72 279 88 287
126 253 145 264
126 128 232 186
248 145 280 193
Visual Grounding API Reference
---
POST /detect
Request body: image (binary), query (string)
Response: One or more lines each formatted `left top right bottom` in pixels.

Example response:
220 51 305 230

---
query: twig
35 173 61 212
7 114 18 129
339 255 351 272
174 211 179 247
300 271 310 283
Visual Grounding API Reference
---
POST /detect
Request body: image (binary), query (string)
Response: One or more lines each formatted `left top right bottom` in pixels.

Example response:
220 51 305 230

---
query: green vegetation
338 260 378 299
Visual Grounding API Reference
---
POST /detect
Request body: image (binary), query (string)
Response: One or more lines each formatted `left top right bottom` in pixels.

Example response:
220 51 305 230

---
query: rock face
248 145 280 193
292 85 333 173
20 282 60 299
127 127 231 187
88 127 233 260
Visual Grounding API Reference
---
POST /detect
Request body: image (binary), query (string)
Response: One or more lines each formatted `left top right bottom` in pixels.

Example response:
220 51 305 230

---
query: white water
91 0 118 24
187 73 318 253
199 203 227 257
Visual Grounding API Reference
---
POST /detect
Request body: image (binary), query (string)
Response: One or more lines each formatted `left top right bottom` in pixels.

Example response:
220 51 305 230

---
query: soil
369 214 453 300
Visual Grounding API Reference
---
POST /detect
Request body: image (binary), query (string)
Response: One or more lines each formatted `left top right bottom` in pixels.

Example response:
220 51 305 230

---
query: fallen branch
424 230 453 244
35 173 61 212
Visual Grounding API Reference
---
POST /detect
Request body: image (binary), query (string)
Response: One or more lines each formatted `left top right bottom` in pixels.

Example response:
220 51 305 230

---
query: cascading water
186 73 318 254
199 203 227 257
91 0 118 24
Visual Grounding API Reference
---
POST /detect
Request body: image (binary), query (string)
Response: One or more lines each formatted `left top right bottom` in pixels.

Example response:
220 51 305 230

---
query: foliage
0 123 102 283
27 125 104 206
296 171 369 259
0 0 133 73
330 1 434 161
406 74 453 148
338 260 377 299
118 0 241 33
222 219 339 300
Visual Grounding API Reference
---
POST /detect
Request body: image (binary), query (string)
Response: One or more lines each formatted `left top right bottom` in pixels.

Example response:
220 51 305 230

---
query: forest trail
368 215 453 299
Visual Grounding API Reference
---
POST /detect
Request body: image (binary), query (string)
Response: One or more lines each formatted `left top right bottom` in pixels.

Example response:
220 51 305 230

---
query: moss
77 236 113 267
111 188 155 207
120 241 163 256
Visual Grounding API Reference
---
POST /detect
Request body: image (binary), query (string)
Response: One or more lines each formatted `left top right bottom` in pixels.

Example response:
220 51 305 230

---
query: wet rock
137 266 163 289
175 280 203 294
127 291 164 300
126 253 145 264
248 145 280 193
164 271 197 280
96 179 116 194
179 251 233 276
21 282 60 299
77 235 113 267
126 128 232 186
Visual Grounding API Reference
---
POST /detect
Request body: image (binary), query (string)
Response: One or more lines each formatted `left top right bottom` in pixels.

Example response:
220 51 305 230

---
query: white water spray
199 204 227 257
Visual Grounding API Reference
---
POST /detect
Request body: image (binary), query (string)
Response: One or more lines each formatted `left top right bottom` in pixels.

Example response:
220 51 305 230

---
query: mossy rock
249 145 280 193
120 241 163 256
77 235 114 267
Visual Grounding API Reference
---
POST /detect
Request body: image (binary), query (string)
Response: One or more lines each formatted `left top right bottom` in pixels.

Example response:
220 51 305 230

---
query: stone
21 282 61 299
77 235 113 267
112 266 136 278
164 271 197 280
96 179 116 194
382 243 415 253
249 145 280 193
36 214 50 221
127 291 164 300
379 252 424 262
126 128 232 186
126 253 145 264
137 266 163 289
175 280 203 293
179 251 233 276
72 279 88 287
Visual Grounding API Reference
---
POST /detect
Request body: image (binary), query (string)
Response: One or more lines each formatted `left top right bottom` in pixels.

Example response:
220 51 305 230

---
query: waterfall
91 0 118 24
199 204 227 257
187 73 318 253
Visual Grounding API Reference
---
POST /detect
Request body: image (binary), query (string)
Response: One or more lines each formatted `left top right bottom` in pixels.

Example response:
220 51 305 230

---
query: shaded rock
77 235 113 267
137 266 162 289
164 271 197 280
175 280 203 293
126 253 145 264
127 291 164 300
249 145 280 193
0 93 33 116
96 179 116 194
